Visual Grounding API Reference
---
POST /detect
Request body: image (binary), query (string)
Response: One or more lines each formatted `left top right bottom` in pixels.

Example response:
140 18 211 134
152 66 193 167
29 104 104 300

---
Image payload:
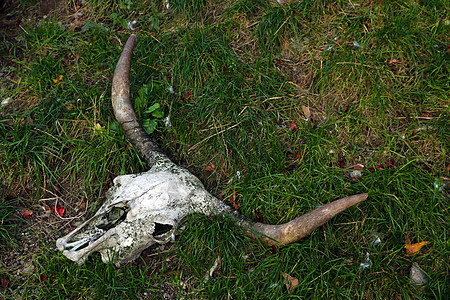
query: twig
189 122 241 151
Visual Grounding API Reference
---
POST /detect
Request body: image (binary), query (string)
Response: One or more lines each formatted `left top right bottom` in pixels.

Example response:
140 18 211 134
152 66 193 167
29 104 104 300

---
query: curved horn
236 193 368 245
112 34 368 246
111 34 168 167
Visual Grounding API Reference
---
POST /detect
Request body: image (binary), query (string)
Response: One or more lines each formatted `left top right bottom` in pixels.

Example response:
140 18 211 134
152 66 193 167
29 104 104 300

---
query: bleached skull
56 159 230 265
56 34 368 266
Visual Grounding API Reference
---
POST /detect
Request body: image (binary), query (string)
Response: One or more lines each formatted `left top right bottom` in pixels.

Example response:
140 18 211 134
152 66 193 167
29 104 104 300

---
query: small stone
410 263 427 285
1 97 12 106
19 263 35 275
350 170 363 179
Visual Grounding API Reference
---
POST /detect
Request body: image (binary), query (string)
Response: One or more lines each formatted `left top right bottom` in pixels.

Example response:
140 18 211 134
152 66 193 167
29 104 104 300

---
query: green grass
0 0 448 298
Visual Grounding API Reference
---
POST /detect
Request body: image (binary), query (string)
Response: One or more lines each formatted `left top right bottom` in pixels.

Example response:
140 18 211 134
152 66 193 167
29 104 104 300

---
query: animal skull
56 159 231 265
56 34 368 266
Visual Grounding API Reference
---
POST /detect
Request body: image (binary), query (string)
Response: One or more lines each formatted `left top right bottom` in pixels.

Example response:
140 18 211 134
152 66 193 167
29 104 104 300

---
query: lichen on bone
56 160 230 266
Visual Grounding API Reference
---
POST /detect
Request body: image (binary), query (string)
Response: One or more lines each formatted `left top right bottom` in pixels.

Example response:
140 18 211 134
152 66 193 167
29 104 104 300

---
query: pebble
410 263 427 285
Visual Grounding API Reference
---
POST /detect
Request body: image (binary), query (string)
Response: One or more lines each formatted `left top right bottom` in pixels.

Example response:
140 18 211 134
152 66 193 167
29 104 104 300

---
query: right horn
235 193 368 245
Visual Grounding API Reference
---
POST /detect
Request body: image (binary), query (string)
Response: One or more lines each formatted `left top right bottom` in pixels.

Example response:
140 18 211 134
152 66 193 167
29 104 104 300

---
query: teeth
64 238 90 251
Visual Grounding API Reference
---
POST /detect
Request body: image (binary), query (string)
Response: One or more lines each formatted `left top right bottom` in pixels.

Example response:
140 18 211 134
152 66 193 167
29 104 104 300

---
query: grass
0 0 448 298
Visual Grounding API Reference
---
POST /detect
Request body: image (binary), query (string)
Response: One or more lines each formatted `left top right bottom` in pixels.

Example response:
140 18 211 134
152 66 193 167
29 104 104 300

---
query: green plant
135 84 165 135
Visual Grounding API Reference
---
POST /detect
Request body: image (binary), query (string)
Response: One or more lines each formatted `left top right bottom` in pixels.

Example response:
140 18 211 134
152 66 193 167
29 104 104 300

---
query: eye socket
153 223 173 237
96 207 127 231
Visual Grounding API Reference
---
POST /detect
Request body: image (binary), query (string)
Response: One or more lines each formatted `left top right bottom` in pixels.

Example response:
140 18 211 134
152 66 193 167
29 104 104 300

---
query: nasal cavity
153 223 173 236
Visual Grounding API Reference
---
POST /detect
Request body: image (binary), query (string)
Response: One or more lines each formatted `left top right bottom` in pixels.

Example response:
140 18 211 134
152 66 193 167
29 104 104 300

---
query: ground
0 0 448 298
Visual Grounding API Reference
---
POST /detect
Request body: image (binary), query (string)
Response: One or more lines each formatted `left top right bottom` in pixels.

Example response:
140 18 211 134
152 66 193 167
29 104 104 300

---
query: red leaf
52 204 65 217
205 164 215 171
338 152 346 168
385 159 394 168
16 208 33 218
15 17 22 27
289 122 297 131
1 278 10 290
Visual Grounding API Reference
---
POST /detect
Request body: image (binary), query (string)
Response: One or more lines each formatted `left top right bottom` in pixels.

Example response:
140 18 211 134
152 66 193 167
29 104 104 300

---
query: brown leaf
229 190 240 209
281 272 299 293
388 58 401 65
405 241 429 256
301 105 311 120
444 164 450 174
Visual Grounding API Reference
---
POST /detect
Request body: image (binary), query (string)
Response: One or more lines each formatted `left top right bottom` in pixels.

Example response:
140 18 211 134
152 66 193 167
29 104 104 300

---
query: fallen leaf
93 123 105 133
338 152 346 168
444 164 450 174
289 121 297 131
16 208 33 218
53 74 63 84
38 205 51 218
301 105 311 120
205 164 215 171
229 190 240 209
281 272 299 293
405 241 429 256
52 204 65 217
388 58 401 65
1 278 10 291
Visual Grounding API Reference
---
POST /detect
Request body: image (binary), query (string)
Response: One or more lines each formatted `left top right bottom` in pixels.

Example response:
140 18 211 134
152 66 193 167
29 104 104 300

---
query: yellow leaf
53 74 63 84
281 272 299 293
405 241 429 256
93 123 105 133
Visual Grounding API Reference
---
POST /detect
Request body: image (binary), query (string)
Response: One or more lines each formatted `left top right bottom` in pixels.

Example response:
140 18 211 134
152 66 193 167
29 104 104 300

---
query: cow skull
56 34 368 266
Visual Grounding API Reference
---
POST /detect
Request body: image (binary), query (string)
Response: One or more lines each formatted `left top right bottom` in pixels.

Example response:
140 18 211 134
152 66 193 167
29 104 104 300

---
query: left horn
111 34 167 167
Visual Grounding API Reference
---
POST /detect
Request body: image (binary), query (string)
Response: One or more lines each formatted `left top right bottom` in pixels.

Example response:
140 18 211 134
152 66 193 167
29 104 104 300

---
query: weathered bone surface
56 161 231 265
56 34 368 266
